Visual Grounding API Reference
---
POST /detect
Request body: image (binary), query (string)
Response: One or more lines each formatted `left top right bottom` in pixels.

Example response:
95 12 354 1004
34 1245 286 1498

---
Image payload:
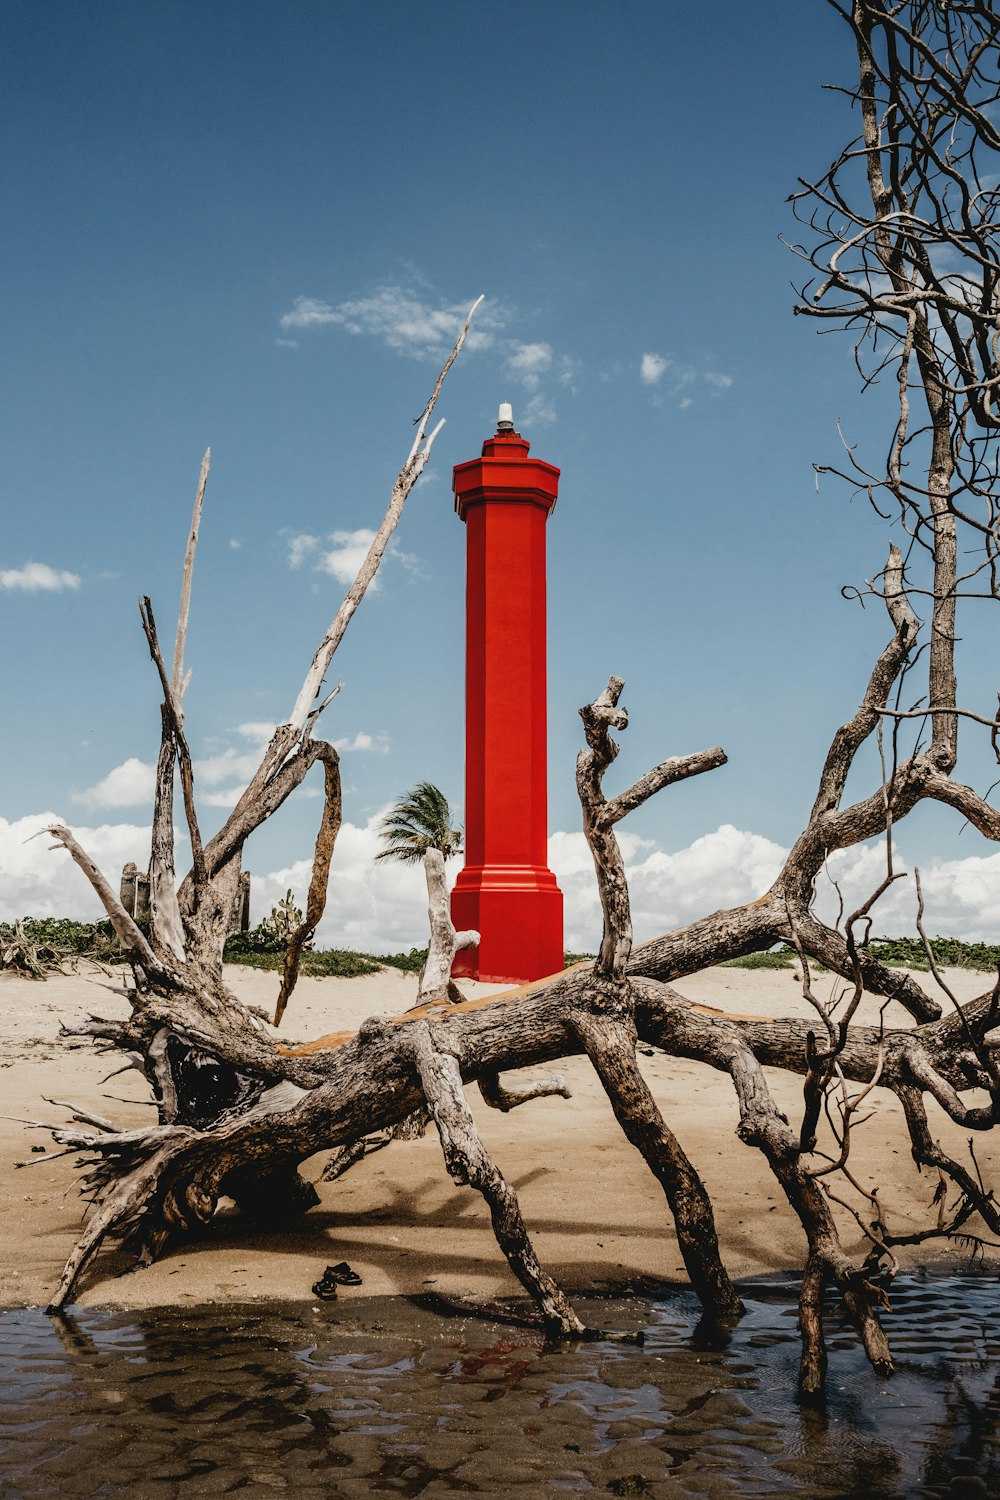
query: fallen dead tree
17 2 1000 1396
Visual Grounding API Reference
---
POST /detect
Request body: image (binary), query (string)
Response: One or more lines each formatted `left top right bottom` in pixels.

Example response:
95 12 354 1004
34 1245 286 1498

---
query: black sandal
324 1262 363 1286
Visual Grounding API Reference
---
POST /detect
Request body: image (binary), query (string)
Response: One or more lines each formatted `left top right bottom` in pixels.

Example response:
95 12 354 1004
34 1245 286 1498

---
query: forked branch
416 848 479 1005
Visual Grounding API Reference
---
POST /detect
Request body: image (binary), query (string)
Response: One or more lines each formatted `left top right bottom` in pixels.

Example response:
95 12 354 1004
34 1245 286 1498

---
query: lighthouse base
450 865 564 983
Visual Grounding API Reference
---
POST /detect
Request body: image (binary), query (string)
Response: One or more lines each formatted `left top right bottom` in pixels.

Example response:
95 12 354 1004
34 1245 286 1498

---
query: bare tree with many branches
18 2 1000 1396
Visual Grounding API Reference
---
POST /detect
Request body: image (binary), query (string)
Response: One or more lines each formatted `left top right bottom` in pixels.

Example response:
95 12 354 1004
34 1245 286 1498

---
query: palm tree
375 781 463 864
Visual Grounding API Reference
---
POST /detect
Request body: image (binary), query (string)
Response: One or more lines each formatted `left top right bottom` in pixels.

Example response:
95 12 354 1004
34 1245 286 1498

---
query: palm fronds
375 781 462 864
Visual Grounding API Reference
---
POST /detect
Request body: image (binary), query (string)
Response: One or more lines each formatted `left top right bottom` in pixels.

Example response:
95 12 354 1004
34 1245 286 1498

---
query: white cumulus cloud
75 746 266 813
550 823 788 952
287 528 425 590
0 813 154 921
0 561 81 592
505 341 553 391
68 727 385 825
810 841 1000 945
74 758 156 809
317 529 377 587
9 795 1000 964
334 731 389 754
254 810 432 953
640 353 669 386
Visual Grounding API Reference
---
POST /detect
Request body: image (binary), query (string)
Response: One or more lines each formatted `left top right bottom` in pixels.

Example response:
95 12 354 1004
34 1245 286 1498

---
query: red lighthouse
450 404 564 983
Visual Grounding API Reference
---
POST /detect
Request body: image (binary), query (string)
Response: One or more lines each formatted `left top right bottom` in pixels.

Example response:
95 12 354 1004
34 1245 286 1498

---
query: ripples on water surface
1 1274 999 1498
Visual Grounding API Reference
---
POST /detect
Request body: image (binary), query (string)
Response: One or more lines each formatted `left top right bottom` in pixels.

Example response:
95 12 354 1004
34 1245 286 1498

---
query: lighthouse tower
450 405 564 983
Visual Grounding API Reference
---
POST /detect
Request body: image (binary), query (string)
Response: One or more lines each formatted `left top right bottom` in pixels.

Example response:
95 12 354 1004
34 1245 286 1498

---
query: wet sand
0 960 995 1313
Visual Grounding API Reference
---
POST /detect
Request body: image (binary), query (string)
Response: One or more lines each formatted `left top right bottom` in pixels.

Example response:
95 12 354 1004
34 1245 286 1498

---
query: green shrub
221 939 429 978
863 936 1000 972
718 937 1000 973
222 941 383 978
721 946 796 969
0 916 124 974
372 947 428 974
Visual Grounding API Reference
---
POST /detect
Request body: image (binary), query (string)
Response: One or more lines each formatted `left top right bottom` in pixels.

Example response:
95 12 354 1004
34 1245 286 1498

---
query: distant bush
222 937 429 978
222 938 383 978
863 936 1000 972
0 916 124 975
719 937 1000 973
721 948 796 970
373 947 428 974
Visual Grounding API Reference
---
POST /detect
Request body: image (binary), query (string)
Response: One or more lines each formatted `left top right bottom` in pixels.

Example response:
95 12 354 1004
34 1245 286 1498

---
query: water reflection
0 1275 998 1497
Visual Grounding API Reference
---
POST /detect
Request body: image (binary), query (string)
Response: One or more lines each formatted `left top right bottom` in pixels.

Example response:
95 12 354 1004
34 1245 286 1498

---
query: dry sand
1 959 995 1313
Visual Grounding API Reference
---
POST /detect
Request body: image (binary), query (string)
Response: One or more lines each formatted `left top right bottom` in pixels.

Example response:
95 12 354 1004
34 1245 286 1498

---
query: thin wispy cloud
237 721 277 745
502 340 579 426
287 533 320 569
555 353 582 389
0 561 80 592
637 356 734 410
237 722 386 756
279 286 498 357
287 528 426 589
522 392 557 427
278 282 577 427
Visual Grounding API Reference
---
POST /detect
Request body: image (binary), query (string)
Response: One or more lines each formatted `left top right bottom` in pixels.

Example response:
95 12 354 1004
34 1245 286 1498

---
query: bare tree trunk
415 848 478 1005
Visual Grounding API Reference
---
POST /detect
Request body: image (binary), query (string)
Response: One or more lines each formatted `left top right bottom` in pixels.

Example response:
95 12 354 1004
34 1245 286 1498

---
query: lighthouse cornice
452 453 560 522
453 485 558 520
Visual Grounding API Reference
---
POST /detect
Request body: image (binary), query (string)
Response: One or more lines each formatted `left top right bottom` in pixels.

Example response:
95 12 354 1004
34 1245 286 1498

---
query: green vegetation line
2 919 998 980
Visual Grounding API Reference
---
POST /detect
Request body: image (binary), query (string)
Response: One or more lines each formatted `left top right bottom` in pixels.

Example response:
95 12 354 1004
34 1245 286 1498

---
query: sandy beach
1 960 995 1314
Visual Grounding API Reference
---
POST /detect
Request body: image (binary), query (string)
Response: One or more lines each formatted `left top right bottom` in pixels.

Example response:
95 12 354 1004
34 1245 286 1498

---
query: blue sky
3 0 999 949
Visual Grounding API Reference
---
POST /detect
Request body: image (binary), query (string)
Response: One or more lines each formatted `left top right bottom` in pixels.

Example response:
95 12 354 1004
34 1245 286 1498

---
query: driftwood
21 5 1000 1397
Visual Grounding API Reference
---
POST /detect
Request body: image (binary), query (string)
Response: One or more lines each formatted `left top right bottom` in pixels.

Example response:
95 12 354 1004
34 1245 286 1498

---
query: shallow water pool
1 1274 999 1497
